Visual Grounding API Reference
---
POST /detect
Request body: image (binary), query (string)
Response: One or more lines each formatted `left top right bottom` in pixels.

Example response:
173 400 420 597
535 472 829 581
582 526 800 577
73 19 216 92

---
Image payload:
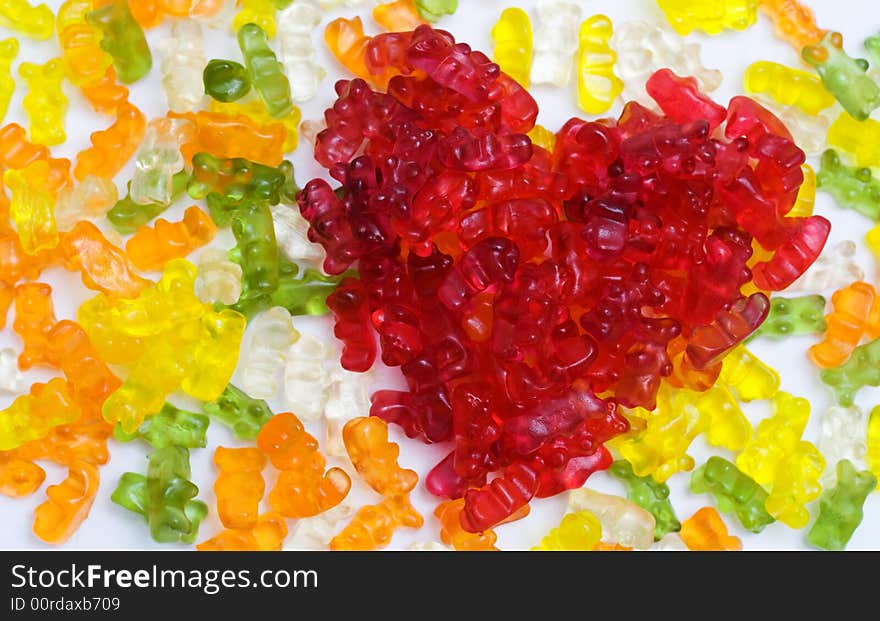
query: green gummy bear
188 152 288 204
608 459 681 540
750 295 826 341
865 33 880 74
802 32 880 121
203 59 252 103
113 402 210 449
237 23 293 118
414 0 458 22
111 447 207 544
86 0 152 84
107 170 189 234
690 456 775 533
202 384 273 440
807 459 876 551
225 256 347 318
820 336 880 406
231 200 280 299
817 149 880 221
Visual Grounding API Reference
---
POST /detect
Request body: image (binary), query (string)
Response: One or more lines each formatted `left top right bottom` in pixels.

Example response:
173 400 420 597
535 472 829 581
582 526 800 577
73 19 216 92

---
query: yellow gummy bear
3 160 59 255
616 383 705 483
736 391 809 486
527 124 556 152
696 385 753 451
763 442 824 528
867 405 880 489
743 61 835 115
827 112 880 169
657 0 759 36
491 7 533 88
0 0 54 40
88 259 246 433
19 57 68 146
718 345 780 402
0 37 18 122
233 0 276 39
788 164 815 219
575 15 622 115
532 510 602 551
181 308 246 402
210 98 300 152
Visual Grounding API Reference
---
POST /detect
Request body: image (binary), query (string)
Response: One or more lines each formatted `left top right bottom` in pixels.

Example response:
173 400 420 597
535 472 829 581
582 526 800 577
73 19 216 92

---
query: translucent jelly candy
611 21 721 109
818 405 869 488
329 494 423 550
158 19 205 113
530 0 581 87
567 488 655 549
125 206 217 272
788 240 864 293
239 306 299 400
277 1 325 103
283 333 331 421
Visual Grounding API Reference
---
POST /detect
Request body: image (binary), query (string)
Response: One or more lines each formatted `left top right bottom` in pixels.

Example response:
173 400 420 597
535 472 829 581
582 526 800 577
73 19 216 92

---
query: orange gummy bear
168 110 286 166
679 506 742 551
61 221 151 299
74 102 146 181
329 494 423 551
13 282 57 370
325 17 372 83
434 498 499 551
759 0 826 50
0 123 72 216
32 460 99 545
808 281 876 369
342 416 418 497
79 66 130 116
197 512 288 552
213 446 266 530
0 282 12 329
0 452 46 497
47 319 122 413
373 0 425 32
258 412 352 518
125 206 217 272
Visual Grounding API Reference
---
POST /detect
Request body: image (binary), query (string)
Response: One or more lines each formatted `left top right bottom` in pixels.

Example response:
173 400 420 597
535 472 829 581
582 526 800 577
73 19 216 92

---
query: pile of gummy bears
2 0 880 551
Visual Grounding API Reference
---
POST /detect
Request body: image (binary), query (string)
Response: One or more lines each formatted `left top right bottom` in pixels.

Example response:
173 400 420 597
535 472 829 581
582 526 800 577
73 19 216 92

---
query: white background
1 0 879 551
